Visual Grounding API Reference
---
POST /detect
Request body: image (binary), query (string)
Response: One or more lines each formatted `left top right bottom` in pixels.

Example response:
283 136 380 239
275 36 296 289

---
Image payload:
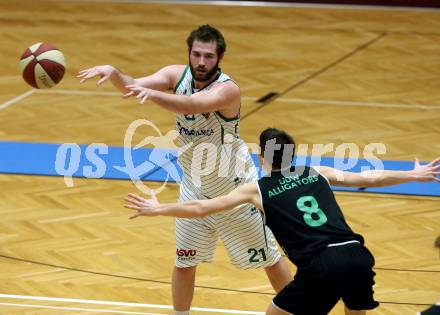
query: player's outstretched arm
124 183 260 219
318 157 440 188
77 65 182 94
77 65 135 93
124 81 240 114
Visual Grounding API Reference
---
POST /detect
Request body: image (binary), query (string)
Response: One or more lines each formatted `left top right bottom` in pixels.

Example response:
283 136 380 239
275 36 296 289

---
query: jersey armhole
215 79 241 121
312 166 330 184
173 65 189 93
222 78 239 87
256 182 266 217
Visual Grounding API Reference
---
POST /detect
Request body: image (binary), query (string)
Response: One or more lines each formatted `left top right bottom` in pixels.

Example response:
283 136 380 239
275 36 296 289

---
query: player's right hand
124 192 160 219
77 65 116 85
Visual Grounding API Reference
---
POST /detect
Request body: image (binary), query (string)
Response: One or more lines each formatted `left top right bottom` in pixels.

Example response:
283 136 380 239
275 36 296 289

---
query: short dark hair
260 128 295 169
186 25 226 56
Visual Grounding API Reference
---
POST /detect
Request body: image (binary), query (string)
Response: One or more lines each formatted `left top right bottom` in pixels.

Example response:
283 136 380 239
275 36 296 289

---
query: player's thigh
272 265 339 315
342 246 378 311
323 244 379 312
175 217 217 267
217 204 281 269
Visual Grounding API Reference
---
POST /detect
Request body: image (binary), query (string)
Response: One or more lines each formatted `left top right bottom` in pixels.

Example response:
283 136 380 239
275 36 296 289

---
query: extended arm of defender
125 81 240 114
317 157 440 187
124 183 260 219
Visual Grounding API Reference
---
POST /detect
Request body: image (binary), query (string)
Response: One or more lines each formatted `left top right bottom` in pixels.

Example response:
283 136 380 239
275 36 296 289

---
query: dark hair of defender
260 128 296 170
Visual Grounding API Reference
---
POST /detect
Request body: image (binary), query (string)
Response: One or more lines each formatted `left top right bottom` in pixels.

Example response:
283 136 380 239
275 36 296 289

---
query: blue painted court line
0 141 438 197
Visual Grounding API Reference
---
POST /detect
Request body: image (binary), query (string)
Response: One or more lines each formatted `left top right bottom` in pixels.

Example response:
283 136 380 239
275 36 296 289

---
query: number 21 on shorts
248 248 267 263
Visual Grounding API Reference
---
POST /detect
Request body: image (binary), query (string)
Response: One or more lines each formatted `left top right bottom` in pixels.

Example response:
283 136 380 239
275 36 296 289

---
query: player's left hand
124 85 152 104
413 157 440 182
124 192 160 219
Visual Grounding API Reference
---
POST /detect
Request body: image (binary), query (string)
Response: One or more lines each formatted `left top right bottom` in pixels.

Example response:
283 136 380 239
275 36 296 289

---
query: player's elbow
181 108 199 115
197 200 225 217
364 177 390 188
331 172 380 188
192 206 210 218
360 179 378 188
183 95 216 115
185 201 211 218
357 172 385 187
174 97 199 115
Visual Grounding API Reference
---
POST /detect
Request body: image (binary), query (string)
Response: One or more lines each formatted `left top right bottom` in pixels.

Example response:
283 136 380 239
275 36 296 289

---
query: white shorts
175 202 281 269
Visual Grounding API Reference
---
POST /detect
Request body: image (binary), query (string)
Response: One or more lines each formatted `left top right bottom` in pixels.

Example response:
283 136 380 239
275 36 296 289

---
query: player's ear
259 154 264 166
218 52 224 62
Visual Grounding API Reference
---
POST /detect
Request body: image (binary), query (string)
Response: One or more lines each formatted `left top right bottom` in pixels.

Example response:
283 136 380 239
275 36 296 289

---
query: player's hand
412 157 440 182
124 85 153 104
77 65 116 85
124 192 160 219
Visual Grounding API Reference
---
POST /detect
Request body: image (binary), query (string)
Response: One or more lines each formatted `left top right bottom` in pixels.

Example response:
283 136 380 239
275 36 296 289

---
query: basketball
19 42 66 89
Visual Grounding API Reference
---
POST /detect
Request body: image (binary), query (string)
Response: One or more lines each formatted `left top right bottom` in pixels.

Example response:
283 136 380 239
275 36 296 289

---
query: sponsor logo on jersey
177 122 215 137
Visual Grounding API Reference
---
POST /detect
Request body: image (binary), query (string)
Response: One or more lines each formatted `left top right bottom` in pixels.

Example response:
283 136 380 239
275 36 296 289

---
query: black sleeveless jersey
257 166 364 266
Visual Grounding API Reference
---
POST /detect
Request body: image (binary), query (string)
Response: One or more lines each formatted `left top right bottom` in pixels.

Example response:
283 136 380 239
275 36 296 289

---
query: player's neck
262 165 293 174
194 72 219 90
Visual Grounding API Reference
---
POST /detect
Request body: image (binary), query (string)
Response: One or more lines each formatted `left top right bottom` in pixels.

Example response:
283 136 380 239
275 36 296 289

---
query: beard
189 60 220 82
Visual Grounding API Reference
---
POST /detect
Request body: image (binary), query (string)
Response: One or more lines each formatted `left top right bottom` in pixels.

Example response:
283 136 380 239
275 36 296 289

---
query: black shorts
273 243 379 315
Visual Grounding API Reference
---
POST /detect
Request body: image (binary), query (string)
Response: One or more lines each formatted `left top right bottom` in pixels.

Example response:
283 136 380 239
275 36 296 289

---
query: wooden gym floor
0 0 439 314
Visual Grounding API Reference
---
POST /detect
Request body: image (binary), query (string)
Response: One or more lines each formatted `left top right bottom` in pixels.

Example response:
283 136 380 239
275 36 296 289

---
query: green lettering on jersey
296 195 327 227
270 175 319 198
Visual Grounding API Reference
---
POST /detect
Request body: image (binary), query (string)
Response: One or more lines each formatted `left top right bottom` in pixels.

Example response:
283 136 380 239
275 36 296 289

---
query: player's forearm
156 196 234 217
148 90 207 114
133 76 173 91
359 170 417 187
109 68 136 93
154 200 220 218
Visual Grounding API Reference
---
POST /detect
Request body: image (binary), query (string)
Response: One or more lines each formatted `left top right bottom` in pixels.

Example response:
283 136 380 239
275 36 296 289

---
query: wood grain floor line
0 89 34 109
0 294 266 315
3 89 439 111
241 32 388 120
0 253 274 296
1 253 437 306
274 98 440 109
0 302 166 315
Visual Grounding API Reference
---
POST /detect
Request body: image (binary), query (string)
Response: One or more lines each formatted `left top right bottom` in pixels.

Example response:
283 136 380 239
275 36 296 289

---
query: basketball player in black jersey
417 237 440 315
125 128 440 315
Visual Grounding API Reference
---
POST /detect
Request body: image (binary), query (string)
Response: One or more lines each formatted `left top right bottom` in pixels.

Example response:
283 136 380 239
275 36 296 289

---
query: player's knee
174 265 197 273
344 307 367 315
266 302 291 315
264 258 292 293
264 256 282 269
265 258 292 276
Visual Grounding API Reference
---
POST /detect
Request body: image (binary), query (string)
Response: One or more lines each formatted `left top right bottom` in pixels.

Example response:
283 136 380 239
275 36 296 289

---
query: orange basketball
19 42 66 89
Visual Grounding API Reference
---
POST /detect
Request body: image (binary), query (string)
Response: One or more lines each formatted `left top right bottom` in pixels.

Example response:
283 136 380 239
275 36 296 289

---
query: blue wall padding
0 141 438 197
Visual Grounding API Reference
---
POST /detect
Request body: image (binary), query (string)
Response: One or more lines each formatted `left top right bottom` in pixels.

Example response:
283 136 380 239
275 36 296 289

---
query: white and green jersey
174 66 258 199
173 66 281 270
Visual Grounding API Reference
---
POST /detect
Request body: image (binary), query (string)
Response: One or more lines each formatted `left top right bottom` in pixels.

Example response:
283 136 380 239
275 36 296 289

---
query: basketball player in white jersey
78 25 291 315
